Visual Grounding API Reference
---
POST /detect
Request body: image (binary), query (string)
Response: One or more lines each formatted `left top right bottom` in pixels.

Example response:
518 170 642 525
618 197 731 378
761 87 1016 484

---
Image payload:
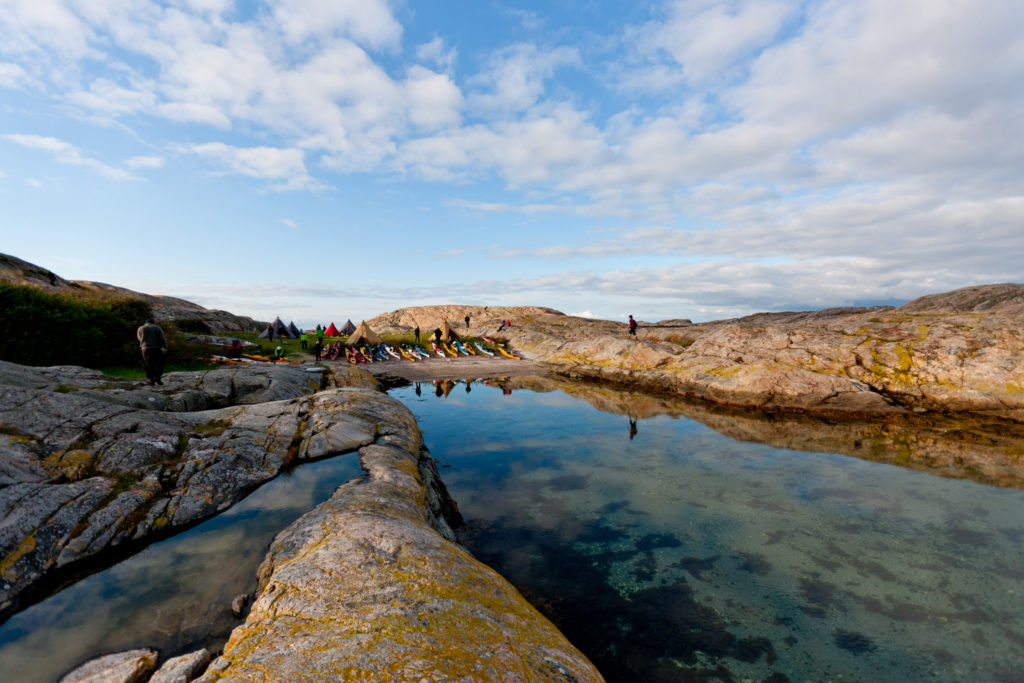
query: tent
347 321 383 346
323 322 341 337
440 320 460 342
288 321 302 338
269 316 294 338
341 319 357 335
257 324 275 339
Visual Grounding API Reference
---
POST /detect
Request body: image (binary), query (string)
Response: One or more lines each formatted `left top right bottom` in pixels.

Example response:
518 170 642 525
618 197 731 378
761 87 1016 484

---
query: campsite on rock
1 253 1023 682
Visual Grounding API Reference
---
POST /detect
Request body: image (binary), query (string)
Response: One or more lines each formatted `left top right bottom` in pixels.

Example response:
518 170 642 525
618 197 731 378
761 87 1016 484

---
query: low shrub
0 281 151 367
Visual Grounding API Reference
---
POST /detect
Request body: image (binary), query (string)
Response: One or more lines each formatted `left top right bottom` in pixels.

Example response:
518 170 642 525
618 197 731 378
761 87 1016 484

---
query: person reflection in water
629 418 638 440
414 382 421 396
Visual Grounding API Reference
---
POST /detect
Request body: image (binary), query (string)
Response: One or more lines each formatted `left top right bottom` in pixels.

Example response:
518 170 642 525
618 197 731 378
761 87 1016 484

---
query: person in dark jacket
628 315 637 336
136 318 168 385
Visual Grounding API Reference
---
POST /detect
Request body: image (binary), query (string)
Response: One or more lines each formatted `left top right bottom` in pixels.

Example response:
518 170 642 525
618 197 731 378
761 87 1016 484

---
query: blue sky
2 0 1022 326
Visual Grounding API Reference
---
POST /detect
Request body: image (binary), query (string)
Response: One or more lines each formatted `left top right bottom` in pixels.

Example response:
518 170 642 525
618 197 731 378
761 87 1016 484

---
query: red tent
323 322 341 336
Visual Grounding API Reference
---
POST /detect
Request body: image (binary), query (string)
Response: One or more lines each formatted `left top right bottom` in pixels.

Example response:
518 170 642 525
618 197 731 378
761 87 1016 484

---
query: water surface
0 454 361 682
396 378 1024 682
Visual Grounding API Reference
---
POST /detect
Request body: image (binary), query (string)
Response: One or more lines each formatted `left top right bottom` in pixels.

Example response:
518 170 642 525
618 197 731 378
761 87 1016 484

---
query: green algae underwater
395 378 1024 682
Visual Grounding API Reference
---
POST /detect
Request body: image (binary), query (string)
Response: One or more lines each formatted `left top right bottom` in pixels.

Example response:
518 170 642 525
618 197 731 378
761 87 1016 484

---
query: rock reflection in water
504 375 1024 489
394 378 1024 682
0 454 361 683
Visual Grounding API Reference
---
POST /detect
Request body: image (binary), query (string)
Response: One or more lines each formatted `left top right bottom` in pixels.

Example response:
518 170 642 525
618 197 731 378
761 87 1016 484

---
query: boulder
59 649 157 683
149 649 210 683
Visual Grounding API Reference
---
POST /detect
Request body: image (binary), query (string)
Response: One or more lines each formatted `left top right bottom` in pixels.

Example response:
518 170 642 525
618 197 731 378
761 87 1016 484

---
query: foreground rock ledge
197 434 602 681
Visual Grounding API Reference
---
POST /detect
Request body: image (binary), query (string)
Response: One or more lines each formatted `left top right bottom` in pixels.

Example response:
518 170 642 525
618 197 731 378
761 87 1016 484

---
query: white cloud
404 65 463 130
0 62 30 89
416 36 456 72
3 133 141 180
280 218 298 229
125 155 166 169
179 142 326 191
625 0 796 87
271 0 402 51
469 43 580 113
27 178 42 187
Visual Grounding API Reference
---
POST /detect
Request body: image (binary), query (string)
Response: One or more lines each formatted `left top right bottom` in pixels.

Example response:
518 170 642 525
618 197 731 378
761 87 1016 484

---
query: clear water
395 379 1024 682
0 454 362 683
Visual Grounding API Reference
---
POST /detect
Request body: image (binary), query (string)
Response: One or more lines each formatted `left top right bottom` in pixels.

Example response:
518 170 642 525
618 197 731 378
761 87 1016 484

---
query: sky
1 0 1022 326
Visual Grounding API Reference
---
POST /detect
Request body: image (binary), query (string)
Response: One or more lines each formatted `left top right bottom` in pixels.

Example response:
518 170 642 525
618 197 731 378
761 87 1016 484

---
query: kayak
496 346 520 360
473 342 494 356
431 343 446 357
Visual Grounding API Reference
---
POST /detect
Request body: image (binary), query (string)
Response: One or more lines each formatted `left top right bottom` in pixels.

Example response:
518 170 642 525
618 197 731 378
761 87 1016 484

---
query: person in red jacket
628 315 637 336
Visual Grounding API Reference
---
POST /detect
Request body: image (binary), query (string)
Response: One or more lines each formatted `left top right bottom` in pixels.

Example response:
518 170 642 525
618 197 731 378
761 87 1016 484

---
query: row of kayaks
209 339 521 366
323 339 521 364
210 354 302 365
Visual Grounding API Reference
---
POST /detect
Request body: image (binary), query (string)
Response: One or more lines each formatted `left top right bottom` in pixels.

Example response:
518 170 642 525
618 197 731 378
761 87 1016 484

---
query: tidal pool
395 378 1024 682
0 453 362 682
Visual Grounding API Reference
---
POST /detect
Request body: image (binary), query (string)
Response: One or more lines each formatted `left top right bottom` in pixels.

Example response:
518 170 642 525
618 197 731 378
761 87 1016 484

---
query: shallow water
0 454 361 682
395 379 1024 682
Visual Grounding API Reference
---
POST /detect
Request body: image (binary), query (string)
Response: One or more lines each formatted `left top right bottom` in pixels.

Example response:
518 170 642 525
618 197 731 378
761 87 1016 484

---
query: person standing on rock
136 318 168 386
628 315 637 336
414 326 421 342
465 314 470 329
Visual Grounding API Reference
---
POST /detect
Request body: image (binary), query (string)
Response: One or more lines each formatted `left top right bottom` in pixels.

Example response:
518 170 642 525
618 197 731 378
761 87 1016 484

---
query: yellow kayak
496 346 520 360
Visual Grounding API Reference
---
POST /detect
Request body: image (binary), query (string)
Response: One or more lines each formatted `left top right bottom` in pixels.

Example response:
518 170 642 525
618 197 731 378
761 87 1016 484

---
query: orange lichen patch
0 534 36 579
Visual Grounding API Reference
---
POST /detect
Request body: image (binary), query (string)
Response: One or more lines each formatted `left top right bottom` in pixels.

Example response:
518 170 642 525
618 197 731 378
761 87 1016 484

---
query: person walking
136 318 168 385
628 315 637 336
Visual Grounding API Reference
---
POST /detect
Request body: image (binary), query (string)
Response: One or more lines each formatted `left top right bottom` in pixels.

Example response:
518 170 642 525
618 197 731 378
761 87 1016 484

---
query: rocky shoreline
1 359 602 681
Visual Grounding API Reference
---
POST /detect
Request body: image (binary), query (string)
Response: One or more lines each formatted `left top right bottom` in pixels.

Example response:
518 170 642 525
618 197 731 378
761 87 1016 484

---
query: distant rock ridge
0 252 264 333
896 283 1024 314
366 304 564 335
473 283 1024 421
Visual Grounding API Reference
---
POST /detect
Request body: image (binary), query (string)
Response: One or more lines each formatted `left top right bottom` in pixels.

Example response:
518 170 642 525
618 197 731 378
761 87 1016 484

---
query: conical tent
270 316 294 338
440 320 460 341
341 319 357 335
323 322 341 336
347 321 383 346
257 324 275 339
288 321 302 337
